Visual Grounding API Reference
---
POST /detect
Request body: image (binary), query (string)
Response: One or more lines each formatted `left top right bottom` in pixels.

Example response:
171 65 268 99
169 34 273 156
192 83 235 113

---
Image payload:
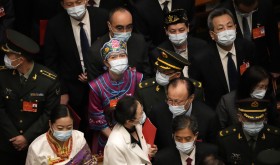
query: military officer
0 29 60 164
218 98 280 165
136 47 203 115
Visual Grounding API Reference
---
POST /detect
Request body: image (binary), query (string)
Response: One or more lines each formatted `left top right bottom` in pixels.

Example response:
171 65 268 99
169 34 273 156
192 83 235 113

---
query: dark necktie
162 1 169 14
248 137 256 151
186 157 192 165
20 75 27 87
79 22 90 70
242 16 251 41
227 52 238 91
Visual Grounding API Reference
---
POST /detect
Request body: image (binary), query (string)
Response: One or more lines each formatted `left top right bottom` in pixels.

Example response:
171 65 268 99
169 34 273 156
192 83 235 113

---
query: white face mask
139 112 147 125
216 29 236 46
66 4 86 20
155 70 170 86
108 58 128 75
113 32 132 42
242 121 264 136
175 140 195 154
168 32 188 46
250 89 266 99
169 104 186 118
4 55 21 69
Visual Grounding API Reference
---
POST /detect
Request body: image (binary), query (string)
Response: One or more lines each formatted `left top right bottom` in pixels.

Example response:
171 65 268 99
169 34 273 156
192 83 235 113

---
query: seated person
104 96 157 165
216 65 280 129
25 105 94 165
153 115 218 165
88 38 143 154
218 99 280 164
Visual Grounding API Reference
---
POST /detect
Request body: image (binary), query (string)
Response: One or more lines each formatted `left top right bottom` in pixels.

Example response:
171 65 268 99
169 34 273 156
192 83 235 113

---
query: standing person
88 38 143 154
26 105 94 165
104 96 157 165
218 99 280 164
189 8 255 109
44 0 108 133
154 115 218 165
0 0 14 44
0 29 60 164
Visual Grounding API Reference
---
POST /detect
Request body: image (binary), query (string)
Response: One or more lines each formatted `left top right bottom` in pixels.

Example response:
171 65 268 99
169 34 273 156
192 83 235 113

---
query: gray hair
207 8 235 31
172 115 198 134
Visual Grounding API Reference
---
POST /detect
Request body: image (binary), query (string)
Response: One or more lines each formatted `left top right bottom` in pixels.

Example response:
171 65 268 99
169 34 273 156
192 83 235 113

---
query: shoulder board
188 78 202 88
219 127 237 137
265 125 280 135
0 66 7 70
138 79 156 89
39 70 57 80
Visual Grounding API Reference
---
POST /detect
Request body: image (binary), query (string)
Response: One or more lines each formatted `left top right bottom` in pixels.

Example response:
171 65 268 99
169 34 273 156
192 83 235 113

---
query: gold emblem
251 101 259 108
32 74 37 80
162 52 168 58
156 85 160 92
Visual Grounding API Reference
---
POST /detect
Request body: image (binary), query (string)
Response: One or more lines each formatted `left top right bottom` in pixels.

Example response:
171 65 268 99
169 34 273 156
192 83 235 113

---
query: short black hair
234 0 258 6
200 154 225 165
207 8 235 31
167 77 195 96
108 6 131 23
237 65 269 99
50 104 73 124
172 115 198 134
115 96 139 125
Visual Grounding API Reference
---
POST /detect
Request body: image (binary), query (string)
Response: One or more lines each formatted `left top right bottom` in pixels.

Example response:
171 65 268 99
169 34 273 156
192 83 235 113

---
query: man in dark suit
154 115 218 165
220 0 280 74
189 8 255 109
44 0 108 132
218 99 280 165
149 77 219 150
88 0 126 11
0 30 60 165
127 0 195 48
87 7 152 81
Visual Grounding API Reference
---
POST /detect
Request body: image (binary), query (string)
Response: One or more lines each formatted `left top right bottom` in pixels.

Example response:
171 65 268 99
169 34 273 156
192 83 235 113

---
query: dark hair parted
172 115 198 134
108 6 131 23
207 8 235 31
237 65 269 99
167 77 195 96
115 96 139 125
234 0 258 6
50 104 73 124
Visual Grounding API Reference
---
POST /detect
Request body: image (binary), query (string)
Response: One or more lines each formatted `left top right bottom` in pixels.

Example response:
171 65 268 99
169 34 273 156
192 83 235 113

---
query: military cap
1 29 39 57
164 9 188 27
257 149 280 165
100 38 127 60
237 98 269 121
155 47 190 71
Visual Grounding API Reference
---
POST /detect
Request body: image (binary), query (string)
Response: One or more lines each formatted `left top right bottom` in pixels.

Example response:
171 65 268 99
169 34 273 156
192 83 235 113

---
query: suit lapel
19 64 39 98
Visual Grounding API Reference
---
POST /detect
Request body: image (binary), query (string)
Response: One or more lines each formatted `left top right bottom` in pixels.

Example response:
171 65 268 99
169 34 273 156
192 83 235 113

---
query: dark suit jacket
44 7 108 109
127 0 195 47
149 100 219 150
220 0 280 72
98 0 126 10
153 143 218 165
218 124 280 165
189 38 255 109
87 32 152 81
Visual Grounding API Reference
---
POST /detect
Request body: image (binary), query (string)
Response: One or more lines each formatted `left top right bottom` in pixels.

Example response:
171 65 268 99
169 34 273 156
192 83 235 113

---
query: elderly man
0 29 60 164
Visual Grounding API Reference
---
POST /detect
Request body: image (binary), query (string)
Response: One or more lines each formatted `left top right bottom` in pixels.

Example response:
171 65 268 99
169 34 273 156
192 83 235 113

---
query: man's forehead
213 15 233 26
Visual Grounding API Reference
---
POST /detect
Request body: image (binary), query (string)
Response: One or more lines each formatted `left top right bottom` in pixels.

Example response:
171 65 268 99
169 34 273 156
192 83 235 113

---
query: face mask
242 121 264 136
169 104 186 118
53 129 73 141
4 55 21 69
139 112 147 125
250 89 266 99
168 32 188 46
155 70 170 86
109 58 128 75
113 32 132 42
175 140 195 154
66 5 86 20
216 30 236 46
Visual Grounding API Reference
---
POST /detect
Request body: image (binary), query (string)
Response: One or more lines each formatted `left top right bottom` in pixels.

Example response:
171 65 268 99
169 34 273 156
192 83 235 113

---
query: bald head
108 7 133 34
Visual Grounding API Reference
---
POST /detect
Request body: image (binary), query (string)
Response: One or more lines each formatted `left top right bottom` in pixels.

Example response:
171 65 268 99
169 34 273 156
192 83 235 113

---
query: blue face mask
53 129 72 141
113 32 132 42
242 121 264 136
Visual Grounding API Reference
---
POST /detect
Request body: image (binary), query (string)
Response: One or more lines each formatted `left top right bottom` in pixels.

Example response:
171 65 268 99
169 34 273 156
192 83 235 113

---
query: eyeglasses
63 0 85 7
112 24 133 32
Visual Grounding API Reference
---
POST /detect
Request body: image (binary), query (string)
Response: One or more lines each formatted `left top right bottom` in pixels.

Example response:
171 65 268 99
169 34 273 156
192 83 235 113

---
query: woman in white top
104 96 157 165
25 105 94 165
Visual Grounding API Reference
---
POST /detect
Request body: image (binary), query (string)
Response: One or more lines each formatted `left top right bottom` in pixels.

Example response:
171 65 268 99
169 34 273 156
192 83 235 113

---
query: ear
174 72 181 78
189 94 195 102
186 25 190 33
237 113 243 123
165 27 169 36
104 60 110 68
209 31 215 40
107 21 112 30
49 120 52 131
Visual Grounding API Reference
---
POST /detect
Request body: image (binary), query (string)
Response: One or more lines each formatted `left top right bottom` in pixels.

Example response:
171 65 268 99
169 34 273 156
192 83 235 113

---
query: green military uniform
0 29 60 164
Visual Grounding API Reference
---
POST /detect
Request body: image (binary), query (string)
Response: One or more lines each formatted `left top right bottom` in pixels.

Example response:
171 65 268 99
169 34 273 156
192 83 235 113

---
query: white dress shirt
179 146 196 165
70 10 91 73
93 0 100 7
217 44 237 91
174 44 189 77
158 0 172 11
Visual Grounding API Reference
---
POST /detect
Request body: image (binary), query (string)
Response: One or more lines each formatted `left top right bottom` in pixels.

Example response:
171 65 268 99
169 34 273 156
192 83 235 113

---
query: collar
158 0 171 5
185 103 193 116
20 62 34 79
179 146 196 162
217 43 236 60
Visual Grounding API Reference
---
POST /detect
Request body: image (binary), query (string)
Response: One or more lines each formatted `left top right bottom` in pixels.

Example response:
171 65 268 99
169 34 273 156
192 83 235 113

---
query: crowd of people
0 0 280 164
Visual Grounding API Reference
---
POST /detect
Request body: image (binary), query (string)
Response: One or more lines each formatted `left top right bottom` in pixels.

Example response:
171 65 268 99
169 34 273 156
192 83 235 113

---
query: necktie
186 157 192 165
79 22 90 70
20 75 27 87
248 137 256 151
242 16 251 41
227 52 238 91
162 1 169 14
